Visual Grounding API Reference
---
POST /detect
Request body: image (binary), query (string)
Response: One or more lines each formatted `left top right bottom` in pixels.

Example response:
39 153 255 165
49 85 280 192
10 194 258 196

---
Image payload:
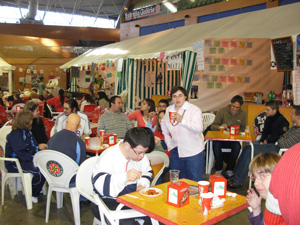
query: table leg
150 218 160 225
248 142 254 190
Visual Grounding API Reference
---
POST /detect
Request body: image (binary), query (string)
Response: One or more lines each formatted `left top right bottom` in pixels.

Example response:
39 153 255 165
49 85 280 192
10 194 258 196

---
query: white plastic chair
11 103 25 112
46 104 61 118
33 150 80 225
278 148 288 156
93 193 150 225
146 151 169 186
202 113 215 131
76 156 101 225
0 155 33 210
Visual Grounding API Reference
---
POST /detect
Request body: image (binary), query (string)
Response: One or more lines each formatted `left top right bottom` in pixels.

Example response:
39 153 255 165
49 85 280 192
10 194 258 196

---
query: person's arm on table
211 110 225 130
97 114 106 136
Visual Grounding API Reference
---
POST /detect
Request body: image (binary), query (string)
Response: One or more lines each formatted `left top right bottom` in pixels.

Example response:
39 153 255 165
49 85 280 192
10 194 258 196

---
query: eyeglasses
172 94 185 99
231 105 240 109
131 146 146 156
250 172 270 182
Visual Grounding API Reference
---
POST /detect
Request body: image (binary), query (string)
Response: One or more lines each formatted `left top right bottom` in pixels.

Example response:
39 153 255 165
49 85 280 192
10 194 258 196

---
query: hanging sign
124 4 162 21
271 36 293 72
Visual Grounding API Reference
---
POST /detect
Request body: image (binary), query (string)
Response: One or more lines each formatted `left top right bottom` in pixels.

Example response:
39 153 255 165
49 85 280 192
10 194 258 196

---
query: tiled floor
0 173 253 225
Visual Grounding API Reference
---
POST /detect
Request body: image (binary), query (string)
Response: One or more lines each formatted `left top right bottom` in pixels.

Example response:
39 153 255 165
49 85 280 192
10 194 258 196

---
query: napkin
226 192 237 197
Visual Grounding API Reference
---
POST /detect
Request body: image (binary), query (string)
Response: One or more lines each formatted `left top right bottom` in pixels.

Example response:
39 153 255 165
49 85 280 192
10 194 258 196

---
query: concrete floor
0 173 253 225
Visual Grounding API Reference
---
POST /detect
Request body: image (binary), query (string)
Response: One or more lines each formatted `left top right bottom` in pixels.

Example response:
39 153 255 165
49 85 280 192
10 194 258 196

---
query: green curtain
181 51 197 93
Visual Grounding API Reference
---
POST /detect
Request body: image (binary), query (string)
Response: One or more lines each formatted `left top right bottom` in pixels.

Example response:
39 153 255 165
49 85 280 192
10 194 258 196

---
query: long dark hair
156 110 165 132
98 91 109 102
141 98 155 116
84 94 95 104
59 89 65 105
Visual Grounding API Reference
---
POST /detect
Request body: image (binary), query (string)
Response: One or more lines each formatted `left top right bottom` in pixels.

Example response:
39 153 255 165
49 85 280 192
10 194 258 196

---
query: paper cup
169 111 176 124
84 137 91 149
99 130 105 144
169 169 180 183
201 192 214 215
198 181 209 198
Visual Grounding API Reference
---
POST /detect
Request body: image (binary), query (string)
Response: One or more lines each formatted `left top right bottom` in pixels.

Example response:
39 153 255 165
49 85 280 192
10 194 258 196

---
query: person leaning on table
92 127 154 225
161 86 205 181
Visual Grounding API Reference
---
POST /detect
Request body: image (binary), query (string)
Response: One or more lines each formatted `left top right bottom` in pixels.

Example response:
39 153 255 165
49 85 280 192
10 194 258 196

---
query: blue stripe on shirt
75 141 81 164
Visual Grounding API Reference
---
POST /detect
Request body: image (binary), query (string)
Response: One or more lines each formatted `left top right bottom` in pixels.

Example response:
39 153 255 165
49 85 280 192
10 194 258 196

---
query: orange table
117 179 248 225
204 131 254 189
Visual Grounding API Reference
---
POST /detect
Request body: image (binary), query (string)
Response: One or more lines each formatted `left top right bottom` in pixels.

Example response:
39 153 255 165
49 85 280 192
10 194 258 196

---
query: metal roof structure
0 0 130 25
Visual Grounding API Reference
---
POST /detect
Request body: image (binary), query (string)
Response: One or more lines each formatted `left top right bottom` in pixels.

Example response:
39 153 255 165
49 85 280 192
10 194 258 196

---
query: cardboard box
209 175 227 198
167 181 189 207
230 125 240 135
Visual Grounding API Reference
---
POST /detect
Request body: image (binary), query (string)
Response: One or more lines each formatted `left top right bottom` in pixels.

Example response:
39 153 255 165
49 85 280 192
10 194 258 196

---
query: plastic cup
198 181 210 201
219 126 225 133
169 111 176 124
245 125 250 137
169 169 180 183
201 192 214 215
84 137 91 149
99 130 105 144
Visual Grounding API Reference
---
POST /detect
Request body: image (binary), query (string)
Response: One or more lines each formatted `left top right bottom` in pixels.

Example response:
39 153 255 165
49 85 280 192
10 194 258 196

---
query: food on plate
145 189 159 195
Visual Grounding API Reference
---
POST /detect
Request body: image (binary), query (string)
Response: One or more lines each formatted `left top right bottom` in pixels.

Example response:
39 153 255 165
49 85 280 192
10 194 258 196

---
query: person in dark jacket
5 111 45 203
23 101 48 149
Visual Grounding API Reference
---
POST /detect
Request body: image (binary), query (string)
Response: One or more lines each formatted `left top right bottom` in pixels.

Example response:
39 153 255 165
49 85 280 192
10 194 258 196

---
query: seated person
92 127 154 224
41 90 54 101
80 93 96 112
5 111 45 203
97 91 109 110
12 93 25 106
46 89 67 112
128 98 157 131
157 99 169 112
48 113 86 166
54 99 91 138
23 101 48 149
97 96 132 139
228 102 293 189
246 152 281 225
153 110 169 156
210 95 247 178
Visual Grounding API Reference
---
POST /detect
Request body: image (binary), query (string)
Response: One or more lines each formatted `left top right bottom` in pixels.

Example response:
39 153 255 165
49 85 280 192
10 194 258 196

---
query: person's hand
127 169 142 182
38 143 47 150
136 185 145 191
260 140 267 145
172 112 183 122
149 111 156 119
221 124 228 129
154 136 161 146
246 188 262 216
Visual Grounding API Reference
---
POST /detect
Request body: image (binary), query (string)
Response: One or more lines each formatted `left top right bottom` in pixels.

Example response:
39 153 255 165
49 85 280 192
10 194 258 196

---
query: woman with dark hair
97 91 109 109
12 93 25 106
161 86 205 181
46 89 67 112
5 111 46 203
23 100 48 149
80 94 96 112
128 98 157 131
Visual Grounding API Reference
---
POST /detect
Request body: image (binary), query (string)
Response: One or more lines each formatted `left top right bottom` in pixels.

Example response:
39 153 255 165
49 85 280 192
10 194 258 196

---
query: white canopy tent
0 57 13 93
61 3 300 68
60 3 300 111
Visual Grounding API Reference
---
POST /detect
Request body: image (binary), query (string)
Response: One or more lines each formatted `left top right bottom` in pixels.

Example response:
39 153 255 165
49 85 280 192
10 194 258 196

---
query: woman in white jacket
161 86 204 181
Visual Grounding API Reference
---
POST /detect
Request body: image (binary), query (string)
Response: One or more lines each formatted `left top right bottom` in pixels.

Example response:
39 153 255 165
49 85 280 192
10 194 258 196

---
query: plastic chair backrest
83 105 98 121
278 148 288 156
202 113 215 131
91 127 98 137
0 106 8 125
76 156 99 203
33 150 79 190
11 103 25 112
91 106 101 123
94 193 118 225
146 151 169 186
0 122 12 152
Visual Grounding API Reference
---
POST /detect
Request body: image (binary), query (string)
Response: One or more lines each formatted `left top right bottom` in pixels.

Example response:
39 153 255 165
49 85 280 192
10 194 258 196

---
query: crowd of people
2 85 299 225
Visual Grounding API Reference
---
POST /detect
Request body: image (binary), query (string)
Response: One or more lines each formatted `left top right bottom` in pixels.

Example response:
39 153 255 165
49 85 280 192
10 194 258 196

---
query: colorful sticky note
237 76 243 83
216 82 223 89
218 65 225 72
222 58 229 65
246 60 253 66
246 42 253 48
202 75 210 82
244 77 250 83
218 48 225 54
159 52 165 59
239 59 246 66
211 75 218 82
106 73 112 78
213 40 221 47
209 65 217 72
205 57 212 64
205 40 212 47
230 59 238 65
207 82 214 89
230 41 237 48
239 42 246 48
219 75 227 82
213 58 221 64
209 48 217 54
228 75 235 82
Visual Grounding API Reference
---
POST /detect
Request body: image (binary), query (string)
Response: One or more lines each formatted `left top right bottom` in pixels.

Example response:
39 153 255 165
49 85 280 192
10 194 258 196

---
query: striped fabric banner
181 51 197 94
134 59 181 109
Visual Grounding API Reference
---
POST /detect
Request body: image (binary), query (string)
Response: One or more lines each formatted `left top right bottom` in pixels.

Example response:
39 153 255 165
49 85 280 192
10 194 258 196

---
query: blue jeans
233 141 280 185
212 141 241 171
170 147 205 181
